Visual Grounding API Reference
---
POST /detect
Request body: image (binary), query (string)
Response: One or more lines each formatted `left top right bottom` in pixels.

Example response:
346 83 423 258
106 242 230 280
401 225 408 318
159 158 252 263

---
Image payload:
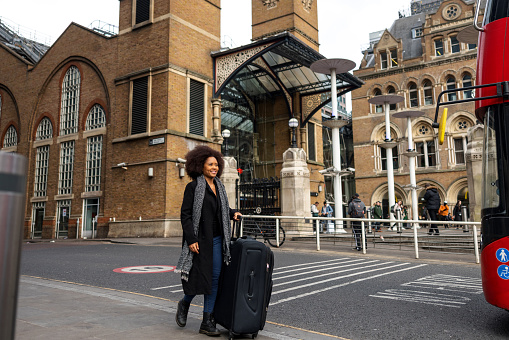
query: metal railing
240 214 481 263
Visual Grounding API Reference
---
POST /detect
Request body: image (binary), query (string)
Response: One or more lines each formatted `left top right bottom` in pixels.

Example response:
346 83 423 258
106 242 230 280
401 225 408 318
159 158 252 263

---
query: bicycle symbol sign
113 265 175 274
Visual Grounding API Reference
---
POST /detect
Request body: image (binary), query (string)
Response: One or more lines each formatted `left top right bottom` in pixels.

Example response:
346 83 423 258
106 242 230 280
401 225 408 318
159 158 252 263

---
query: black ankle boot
175 299 190 327
199 312 220 336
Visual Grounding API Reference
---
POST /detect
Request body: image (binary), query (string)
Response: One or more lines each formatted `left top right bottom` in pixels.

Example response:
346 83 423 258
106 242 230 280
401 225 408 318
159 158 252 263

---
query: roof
389 12 426 61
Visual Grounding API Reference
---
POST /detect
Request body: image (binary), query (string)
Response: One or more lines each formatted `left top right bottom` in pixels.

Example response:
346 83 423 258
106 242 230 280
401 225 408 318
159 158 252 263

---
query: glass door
57 203 70 238
32 204 45 238
84 198 99 239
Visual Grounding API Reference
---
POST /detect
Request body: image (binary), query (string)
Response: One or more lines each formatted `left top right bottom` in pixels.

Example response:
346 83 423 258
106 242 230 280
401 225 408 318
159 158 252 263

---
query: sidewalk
15 232 479 340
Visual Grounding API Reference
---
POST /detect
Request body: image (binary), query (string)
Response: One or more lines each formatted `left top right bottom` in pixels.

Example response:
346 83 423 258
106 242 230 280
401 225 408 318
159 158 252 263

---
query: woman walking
175 145 242 336
453 200 463 229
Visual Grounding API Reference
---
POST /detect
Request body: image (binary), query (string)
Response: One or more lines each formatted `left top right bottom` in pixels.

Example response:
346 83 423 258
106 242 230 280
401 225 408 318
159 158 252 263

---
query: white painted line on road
270 264 427 305
274 260 382 283
274 258 366 276
150 284 182 290
370 289 470 308
402 274 483 294
275 258 352 271
274 259 373 280
170 289 183 293
273 262 400 292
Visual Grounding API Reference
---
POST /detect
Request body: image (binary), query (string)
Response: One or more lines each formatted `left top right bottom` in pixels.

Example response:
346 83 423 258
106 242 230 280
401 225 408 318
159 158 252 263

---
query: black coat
423 187 441 210
180 179 236 295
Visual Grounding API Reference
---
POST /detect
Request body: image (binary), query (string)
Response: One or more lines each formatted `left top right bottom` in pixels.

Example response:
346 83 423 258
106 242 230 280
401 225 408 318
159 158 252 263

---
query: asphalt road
19 240 509 340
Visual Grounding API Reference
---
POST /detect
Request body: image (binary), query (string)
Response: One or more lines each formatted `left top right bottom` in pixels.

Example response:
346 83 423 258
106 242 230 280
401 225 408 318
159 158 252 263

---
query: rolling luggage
214 221 274 340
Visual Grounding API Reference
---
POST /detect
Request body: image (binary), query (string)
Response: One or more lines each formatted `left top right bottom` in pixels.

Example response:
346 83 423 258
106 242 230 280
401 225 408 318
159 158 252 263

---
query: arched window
36 117 53 140
434 38 444 56
374 127 399 172
446 76 457 101
408 82 418 107
85 104 106 192
450 35 460 53
3 125 17 148
373 88 383 113
423 80 434 105
462 74 473 99
414 122 438 168
387 86 397 111
86 104 106 130
60 66 81 135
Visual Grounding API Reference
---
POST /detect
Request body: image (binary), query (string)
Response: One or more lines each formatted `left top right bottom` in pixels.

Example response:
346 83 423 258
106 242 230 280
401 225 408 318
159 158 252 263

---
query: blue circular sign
496 248 509 263
497 265 509 280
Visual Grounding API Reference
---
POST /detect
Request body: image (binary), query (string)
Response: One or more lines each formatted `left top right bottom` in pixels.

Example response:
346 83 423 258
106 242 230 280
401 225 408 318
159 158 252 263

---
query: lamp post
289 118 298 148
222 129 231 156
368 95 404 224
310 58 356 231
393 110 425 258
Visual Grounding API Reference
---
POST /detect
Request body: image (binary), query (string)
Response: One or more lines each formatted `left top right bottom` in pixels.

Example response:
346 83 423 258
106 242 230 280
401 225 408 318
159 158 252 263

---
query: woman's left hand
233 212 242 221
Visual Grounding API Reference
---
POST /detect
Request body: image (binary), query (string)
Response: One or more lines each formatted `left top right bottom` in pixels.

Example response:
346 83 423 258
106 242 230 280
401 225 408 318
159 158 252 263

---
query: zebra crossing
151 257 428 305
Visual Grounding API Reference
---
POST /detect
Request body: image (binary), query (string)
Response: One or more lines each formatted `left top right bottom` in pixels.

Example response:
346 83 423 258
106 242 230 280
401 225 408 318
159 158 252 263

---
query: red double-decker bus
434 0 509 310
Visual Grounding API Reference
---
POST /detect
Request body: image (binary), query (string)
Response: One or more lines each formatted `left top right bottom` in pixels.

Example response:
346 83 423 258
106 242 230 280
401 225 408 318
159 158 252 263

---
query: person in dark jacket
175 145 242 336
453 200 463 229
423 184 441 235
348 193 367 251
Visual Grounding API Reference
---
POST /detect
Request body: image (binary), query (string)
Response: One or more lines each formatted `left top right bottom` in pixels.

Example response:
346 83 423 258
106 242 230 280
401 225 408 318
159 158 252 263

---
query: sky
1 0 412 110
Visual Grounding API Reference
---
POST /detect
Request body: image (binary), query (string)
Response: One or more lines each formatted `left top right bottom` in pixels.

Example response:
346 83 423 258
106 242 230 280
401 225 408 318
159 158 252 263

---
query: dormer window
412 28 423 39
380 51 388 69
390 49 398 67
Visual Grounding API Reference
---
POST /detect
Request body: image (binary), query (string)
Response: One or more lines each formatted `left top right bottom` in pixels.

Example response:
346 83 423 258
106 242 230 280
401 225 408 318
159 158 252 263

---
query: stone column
212 98 223 143
280 148 310 235
465 124 484 222
222 156 239 208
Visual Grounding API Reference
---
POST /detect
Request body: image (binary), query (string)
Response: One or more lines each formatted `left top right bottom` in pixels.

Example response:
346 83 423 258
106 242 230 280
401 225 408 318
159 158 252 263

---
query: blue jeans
183 236 222 313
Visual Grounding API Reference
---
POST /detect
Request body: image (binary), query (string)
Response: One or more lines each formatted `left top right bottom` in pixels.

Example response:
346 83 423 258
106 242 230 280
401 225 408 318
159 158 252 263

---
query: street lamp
222 129 231 156
289 118 298 148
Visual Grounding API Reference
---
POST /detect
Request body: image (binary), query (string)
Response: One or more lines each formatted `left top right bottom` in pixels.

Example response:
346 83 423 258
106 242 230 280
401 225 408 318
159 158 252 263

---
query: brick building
0 0 362 239
351 0 479 218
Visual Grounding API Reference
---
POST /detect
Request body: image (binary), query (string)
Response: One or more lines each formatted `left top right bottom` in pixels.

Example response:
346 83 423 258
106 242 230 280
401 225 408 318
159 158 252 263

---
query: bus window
483 0 509 26
482 106 501 210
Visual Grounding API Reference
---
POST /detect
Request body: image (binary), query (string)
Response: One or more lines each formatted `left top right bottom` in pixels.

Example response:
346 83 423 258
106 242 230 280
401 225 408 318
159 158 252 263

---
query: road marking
150 283 182 290
274 258 366 277
274 260 383 285
402 274 483 294
270 264 427 305
274 259 376 280
113 265 175 274
275 258 352 271
370 289 470 308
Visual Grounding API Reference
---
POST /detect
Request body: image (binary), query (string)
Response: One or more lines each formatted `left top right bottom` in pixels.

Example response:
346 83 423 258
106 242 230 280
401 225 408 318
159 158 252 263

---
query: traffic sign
113 265 175 274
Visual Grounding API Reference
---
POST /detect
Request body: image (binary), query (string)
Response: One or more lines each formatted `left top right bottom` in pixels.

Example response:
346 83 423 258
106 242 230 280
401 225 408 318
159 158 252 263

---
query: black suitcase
214 223 274 340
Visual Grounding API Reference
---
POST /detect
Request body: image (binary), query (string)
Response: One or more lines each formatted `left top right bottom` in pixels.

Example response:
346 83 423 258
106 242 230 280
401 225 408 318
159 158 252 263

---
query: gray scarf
175 174 231 281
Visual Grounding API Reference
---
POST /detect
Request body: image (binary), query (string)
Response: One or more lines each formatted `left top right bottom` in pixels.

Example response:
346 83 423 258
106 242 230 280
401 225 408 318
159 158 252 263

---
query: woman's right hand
189 242 199 254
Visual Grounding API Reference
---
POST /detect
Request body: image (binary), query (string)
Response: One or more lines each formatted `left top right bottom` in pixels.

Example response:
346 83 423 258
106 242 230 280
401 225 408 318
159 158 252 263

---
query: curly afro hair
185 145 224 180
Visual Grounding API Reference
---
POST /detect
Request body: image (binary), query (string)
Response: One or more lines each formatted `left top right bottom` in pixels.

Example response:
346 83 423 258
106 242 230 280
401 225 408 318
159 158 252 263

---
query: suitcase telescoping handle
232 215 242 239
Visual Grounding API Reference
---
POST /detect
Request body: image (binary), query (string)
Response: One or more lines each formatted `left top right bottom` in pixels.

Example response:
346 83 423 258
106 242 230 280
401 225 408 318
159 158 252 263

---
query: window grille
423 80 434 105
3 125 18 147
60 66 80 135
58 141 75 195
36 117 53 140
135 0 151 24
34 145 50 197
447 77 457 101
435 39 444 56
189 79 205 136
131 77 148 135
307 122 316 161
450 36 460 53
86 135 103 192
86 104 106 130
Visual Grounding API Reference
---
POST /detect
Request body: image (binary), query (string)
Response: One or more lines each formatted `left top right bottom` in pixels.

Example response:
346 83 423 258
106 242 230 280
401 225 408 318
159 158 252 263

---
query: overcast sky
1 0 412 110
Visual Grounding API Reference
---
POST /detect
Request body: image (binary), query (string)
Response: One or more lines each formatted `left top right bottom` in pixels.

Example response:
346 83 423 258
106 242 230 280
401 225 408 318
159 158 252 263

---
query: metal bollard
367 209 372 233
0 152 28 340
462 206 469 232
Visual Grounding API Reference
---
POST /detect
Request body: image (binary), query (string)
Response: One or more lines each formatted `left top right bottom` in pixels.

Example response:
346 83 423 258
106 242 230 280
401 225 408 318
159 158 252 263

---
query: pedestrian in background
453 200 463 229
423 184 441 235
348 193 366 251
403 205 409 228
311 201 320 217
175 145 242 336
321 201 333 232
438 201 450 228
372 201 383 231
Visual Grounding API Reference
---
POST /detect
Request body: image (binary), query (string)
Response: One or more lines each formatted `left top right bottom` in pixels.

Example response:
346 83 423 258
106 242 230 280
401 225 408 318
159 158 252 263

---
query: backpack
351 202 364 218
